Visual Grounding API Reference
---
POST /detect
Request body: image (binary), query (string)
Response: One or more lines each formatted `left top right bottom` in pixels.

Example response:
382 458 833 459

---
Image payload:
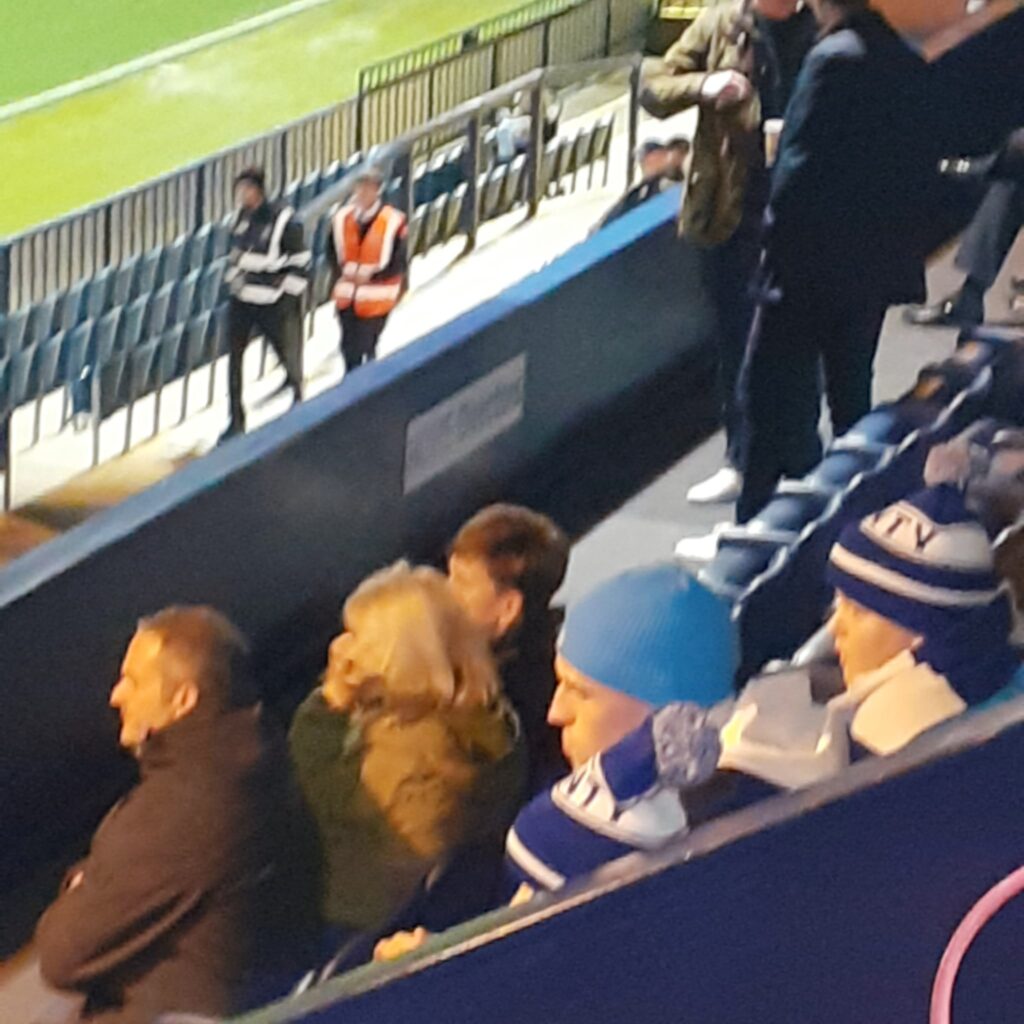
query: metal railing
0 0 651 315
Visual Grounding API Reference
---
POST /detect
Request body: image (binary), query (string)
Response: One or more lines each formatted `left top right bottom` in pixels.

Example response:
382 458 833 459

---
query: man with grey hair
35 606 320 1024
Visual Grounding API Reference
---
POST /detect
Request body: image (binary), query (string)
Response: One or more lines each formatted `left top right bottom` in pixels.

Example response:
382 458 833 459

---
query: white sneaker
686 466 743 504
674 522 730 564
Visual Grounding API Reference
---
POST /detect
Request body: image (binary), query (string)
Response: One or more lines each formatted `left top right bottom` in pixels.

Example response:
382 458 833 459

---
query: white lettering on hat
862 501 993 571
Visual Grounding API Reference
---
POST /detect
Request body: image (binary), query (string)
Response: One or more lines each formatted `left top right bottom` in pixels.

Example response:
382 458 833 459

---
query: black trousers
700 228 761 470
737 285 887 523
954 179 1024 292
228 296 303 432
338 308 387 373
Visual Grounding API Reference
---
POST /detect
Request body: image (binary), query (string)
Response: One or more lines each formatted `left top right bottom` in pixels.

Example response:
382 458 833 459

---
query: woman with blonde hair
288 562 526 937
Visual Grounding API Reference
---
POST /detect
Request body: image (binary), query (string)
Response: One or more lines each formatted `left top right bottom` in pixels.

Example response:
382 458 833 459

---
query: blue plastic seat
181 312 214 420
173 270 201 325
198 259 227 312
85 267 114 321
136 246 163 299
61 320 95 388
588 114 614 187
297 171 321 208
122 296 150 352
186 224 213 272
443 184 467 243
147 283 175 337
153 324 186 429
212 218 233 260
1 307 30 358
159 235 188 287
61 279 88 332
123 340 162 451
112 256 139 307
29 292 62 347
9 344 40 413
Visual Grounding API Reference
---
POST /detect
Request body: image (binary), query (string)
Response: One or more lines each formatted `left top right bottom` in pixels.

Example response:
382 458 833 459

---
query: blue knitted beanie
558 563 738 708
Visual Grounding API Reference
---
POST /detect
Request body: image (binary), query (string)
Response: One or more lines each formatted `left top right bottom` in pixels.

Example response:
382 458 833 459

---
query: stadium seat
146 283 175 337
85 267 114 321
480 165 508 222
444 184 467 242
9 345 40 417
505 154 527 208
124 340 161 451
153 324 186 430
298 171 321 208
311 215 332 262
425 195 447 252
310 259 334 310
92 309 122 366
208 302 231 404
29 292 63 348
408 205 428 258
282 178 301 209
588 114 614 187
136 247 163 299
212 217 234 260
321 160 343 192
30 332 65 442
181 312 213 421
570 128 592 191
198 259 227 312
173 270 201 325
186 224 213 272
112 256 139 307
122 296 150 352
2 307 30 359
159 235 188 287
60 319 95 425
61 279 88 332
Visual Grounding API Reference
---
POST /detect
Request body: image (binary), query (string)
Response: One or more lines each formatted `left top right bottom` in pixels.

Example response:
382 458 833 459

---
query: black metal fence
0 0 651 315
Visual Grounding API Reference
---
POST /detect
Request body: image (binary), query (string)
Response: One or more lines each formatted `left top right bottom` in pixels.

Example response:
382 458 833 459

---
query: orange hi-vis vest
331 203 406 319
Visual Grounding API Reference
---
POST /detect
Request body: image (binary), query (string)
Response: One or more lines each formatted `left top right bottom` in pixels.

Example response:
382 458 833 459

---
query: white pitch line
0 0 337 124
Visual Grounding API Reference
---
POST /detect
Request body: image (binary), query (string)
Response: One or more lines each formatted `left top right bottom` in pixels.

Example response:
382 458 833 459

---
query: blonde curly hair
323 561 500 715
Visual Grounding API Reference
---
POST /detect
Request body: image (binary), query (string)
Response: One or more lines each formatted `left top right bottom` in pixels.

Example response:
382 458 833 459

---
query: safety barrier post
603 0 614 55
194 165 207 234
0 242 9 315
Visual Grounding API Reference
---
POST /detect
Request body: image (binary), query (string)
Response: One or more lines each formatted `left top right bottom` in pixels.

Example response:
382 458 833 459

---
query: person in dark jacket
35 607 321 1024
736 0 943 522
594 141 672 230
448 504 571 795
222 166 311 441
907 128 1024 328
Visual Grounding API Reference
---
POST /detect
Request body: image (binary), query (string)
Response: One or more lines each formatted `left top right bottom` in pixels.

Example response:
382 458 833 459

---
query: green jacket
288 689 526 933
641 0 763 246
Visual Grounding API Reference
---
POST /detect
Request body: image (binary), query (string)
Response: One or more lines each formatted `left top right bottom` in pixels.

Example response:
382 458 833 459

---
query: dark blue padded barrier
0 189 713 896
229 699 1024 1024
705 333 1024 680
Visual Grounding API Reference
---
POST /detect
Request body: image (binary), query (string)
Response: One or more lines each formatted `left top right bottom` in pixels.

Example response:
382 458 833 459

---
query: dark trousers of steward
228 296 304 432
736 281 886 523
338 308 387 373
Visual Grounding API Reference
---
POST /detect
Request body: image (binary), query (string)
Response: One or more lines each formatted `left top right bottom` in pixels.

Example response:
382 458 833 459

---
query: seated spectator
288 562 526 938
665 135 692 182
35 607 319 1024
495 103 532 164
448 504 570 794
721 486 1023 775
376 564 781 960
594 141 671 230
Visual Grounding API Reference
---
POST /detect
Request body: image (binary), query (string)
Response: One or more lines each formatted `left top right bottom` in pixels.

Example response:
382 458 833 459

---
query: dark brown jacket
36 707 320 1024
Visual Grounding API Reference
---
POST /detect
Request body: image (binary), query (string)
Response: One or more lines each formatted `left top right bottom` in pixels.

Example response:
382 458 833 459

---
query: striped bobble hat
827 484 1004 638
558 563 738 708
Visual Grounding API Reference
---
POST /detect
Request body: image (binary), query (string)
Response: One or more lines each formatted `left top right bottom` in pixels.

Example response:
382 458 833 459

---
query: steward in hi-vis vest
326 168 409 373
221 165 310 442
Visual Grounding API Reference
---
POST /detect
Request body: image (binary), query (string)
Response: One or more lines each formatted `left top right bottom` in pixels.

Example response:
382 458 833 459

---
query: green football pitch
0 0 526 237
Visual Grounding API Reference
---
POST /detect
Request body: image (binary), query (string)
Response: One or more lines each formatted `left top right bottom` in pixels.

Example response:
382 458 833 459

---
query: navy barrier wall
0 189 713 897
238 699 1024 1024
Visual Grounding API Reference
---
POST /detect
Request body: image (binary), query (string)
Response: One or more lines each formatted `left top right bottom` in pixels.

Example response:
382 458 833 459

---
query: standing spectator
907 128 1024 327
447 504 571 794
734 0 941 523
222 166 310 441
642 0 818 510
35 607 320 1024
288 563 525 938
664 135 692 182
327 168 408 374
594 141 671 230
